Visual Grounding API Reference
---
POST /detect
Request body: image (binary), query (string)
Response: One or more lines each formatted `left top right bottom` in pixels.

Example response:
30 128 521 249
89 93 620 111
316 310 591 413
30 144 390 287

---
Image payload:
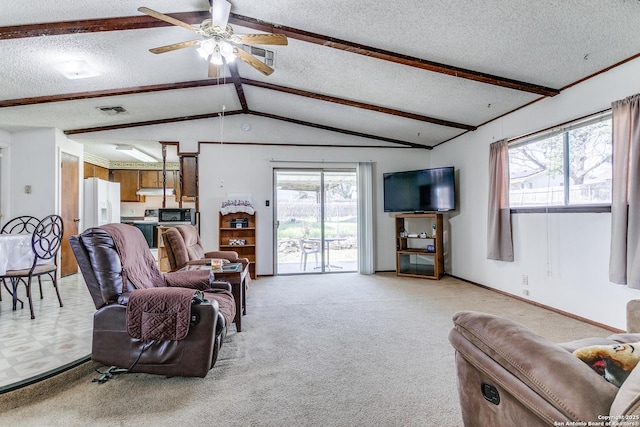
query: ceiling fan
138 0 287 77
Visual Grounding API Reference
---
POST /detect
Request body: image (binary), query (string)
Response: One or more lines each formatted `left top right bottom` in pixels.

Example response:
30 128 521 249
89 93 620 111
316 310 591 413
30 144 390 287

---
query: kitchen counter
121 216 143 224
132 220 158 225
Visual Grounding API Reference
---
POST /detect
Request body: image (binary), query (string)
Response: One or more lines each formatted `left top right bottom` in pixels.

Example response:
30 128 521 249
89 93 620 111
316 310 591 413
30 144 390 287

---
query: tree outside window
508 116 612 208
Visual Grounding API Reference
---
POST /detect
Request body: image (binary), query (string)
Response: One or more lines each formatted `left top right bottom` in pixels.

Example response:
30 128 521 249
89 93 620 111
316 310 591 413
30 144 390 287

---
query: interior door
60 152 79 276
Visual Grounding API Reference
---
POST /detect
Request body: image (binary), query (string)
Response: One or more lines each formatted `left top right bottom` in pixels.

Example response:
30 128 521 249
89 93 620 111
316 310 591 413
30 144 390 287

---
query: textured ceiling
1 0 640 161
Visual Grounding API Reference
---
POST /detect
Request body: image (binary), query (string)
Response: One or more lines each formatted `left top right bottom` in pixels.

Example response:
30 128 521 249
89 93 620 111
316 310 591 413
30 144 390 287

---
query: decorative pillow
574 342 640 387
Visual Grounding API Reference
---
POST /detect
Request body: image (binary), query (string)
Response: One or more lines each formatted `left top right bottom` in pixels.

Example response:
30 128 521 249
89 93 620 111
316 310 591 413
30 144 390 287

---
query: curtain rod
508 107 611 145
269 159 372 163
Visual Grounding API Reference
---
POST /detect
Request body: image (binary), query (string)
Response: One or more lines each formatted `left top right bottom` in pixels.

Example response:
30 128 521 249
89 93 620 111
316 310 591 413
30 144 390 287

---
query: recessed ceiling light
241 123 251 131
54 60 101 80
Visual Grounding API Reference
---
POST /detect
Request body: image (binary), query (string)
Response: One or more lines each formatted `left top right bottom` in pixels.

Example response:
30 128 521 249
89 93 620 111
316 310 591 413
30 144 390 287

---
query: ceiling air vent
241 45 275 67
96 105 128 115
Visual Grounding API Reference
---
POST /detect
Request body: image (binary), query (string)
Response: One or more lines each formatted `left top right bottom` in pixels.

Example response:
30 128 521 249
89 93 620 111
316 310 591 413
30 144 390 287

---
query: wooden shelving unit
395 213 444 279
219 212 256 279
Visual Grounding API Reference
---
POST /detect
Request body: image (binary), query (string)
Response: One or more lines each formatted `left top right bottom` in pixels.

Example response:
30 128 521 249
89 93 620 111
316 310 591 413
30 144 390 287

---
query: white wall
4 128 83 223
431 56 640 330
196 142 430 275
81 116 432 275
9 128 57 217
0 130 11 223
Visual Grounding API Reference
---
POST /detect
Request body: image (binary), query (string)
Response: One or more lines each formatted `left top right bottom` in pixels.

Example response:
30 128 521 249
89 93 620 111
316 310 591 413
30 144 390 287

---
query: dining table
0 233 36 275
308 237 347 271
0 233 42 311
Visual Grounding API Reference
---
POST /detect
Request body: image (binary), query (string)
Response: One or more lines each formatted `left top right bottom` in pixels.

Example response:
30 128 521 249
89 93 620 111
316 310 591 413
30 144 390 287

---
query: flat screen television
383 166 456 212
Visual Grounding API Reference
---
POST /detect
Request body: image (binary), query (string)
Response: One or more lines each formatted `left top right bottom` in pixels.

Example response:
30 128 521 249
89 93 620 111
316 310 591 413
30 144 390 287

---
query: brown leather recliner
162 224 249 272
70 223 235 378
448 304 640 426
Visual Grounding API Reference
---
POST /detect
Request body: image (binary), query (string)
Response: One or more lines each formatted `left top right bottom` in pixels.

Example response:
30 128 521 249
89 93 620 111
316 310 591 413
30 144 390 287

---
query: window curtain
610 94 640 288
487 139 514 261
357 162 375 274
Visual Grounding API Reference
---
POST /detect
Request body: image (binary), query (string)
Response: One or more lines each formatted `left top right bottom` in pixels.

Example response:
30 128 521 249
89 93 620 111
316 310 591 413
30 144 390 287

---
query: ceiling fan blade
149 40 200 54
235 34 288 46
211 0 231 29
234 48 274 76
138 7 198 33
208 56 220 78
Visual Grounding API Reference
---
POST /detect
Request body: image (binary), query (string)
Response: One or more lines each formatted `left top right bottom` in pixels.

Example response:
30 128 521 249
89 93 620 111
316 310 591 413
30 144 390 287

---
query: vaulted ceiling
2 1 640 161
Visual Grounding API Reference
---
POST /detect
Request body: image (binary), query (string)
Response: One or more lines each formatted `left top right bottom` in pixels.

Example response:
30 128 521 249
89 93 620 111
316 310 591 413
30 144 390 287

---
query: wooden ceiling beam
0 11 560 96
227 62 249 113
242 78 476 131
0 79 226 108
64 110 244 135
64 107 432 148
248 111 431 149
229 14 560 97
0 12 209 39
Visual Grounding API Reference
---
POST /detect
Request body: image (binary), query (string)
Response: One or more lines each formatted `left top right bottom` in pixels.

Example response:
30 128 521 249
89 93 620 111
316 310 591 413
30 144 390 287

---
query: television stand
395 213 444 279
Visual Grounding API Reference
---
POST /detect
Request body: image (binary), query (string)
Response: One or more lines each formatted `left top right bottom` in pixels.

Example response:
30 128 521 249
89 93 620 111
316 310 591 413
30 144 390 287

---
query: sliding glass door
274 169 357 274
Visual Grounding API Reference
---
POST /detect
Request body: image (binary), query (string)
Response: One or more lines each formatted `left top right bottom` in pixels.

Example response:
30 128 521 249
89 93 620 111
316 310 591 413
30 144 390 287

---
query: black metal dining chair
0 215 64 319
1 215 40 235
0 215 40 302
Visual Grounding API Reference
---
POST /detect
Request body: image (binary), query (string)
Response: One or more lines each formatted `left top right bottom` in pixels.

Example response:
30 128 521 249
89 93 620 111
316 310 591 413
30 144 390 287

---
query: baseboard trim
448 274 625 334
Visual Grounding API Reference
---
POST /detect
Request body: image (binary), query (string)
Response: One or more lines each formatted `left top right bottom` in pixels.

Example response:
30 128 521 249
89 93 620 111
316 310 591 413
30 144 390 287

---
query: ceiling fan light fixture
197 39 216 59
211 0 231 29
219 41 235 61
210 52 224 65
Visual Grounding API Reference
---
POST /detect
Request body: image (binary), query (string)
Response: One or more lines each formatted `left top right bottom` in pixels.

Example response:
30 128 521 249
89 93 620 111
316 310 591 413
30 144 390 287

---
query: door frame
273 167 358 275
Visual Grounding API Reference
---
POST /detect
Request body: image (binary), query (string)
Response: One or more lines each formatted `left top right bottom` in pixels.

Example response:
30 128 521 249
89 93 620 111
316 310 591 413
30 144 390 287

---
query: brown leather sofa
70 223 235 378
449 304 640 426
162 224 249 272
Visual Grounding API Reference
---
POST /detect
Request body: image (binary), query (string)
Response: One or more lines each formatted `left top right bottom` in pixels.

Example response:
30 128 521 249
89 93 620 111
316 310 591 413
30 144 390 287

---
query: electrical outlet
522 274 528 286
522 289 530 296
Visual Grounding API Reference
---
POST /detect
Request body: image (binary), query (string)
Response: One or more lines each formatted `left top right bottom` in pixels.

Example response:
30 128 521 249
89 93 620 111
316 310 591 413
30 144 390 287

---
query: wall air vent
96 105 128 115
241 45 275 67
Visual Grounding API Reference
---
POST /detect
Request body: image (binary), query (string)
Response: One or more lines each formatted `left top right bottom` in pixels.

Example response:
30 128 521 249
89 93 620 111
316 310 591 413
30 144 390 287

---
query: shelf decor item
230 218 248 228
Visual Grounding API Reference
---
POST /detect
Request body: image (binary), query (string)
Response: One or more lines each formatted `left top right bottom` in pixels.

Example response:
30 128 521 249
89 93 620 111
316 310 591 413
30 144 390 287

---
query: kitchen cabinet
140 170 175 189
110 169 141 202
133 222 157 248
84 162 109 180
179 156 198 203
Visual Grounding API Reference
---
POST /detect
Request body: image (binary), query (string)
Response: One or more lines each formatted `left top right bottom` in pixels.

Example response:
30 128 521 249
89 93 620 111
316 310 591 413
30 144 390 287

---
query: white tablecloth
0 234 35 275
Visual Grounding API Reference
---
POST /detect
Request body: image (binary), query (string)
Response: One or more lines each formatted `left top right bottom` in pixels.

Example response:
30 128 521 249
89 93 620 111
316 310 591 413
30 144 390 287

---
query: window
508 114 612 209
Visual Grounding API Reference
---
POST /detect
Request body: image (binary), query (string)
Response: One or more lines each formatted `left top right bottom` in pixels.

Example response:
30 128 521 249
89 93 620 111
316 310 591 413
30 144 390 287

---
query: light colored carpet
0 273 615 426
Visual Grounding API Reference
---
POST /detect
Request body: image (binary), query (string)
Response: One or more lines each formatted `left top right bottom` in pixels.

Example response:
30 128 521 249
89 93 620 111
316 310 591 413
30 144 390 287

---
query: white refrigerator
83 178 121 230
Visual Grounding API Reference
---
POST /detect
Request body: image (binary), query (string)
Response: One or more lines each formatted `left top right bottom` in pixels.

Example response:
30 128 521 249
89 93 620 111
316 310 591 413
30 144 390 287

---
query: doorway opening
274 169 358 274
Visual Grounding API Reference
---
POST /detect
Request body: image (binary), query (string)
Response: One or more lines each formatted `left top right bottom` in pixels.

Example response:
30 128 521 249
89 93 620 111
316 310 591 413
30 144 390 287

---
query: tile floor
0 273 94 391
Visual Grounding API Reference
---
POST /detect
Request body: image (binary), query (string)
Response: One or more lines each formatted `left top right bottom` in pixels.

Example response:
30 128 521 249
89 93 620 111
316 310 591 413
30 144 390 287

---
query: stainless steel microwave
158 208 196 225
